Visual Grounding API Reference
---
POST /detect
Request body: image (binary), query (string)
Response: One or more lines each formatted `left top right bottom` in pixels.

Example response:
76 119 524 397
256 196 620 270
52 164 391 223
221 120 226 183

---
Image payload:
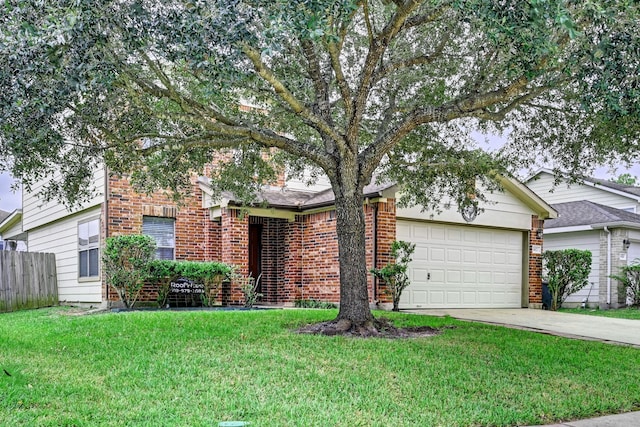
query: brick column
282 218 303 305
373 199 396 305
528 215 544 308
221 208 248 305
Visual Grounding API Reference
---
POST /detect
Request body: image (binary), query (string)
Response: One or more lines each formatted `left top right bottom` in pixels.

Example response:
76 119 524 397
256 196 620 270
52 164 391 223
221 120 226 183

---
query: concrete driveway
406 308 640 347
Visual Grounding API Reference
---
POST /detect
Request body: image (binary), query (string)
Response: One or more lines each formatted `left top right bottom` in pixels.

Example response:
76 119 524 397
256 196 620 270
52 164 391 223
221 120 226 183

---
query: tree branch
403 3 450 29
359 74 550 176
348 0 423 149
300 38 332 123
373 30 451 83
242 43 345 149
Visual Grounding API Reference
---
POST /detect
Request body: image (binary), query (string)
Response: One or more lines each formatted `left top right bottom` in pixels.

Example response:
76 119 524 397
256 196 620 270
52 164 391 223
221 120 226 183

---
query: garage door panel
507 252 521 264
397 223 411 240
494 251 506 264
413 247 428 262
478 231 493 244
446 291 461 304
478 251 492 263
430 226 445 240
447 228 462 242
446 270 462 283
463 250 477 263
430 269 445 282
429 291 444 304
463 271 476 283
398 220 523 308
447 248 462 262
430 247 445 262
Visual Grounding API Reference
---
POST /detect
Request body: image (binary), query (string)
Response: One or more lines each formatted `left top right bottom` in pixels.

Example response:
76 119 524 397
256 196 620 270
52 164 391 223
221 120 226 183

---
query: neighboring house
0 208 27 251
526 168 640 308
18 165 555 310
0 209 8 250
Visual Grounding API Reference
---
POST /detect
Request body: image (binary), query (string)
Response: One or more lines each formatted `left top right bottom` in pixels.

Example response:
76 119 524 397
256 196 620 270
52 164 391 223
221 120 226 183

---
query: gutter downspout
104 164 110 306
604 226 611 305
372 201 378 304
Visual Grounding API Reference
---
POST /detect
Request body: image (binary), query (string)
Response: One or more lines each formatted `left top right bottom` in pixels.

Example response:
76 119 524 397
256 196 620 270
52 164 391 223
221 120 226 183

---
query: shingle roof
302 181 395 208
201 178 396 210
546 201 640 229
0 209 10 224
582 176 640 197
244 181 395 210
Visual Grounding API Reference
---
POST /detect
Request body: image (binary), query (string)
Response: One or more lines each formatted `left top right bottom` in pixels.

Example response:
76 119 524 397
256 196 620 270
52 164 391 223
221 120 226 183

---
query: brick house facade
103 173 400 306
101 172 553 309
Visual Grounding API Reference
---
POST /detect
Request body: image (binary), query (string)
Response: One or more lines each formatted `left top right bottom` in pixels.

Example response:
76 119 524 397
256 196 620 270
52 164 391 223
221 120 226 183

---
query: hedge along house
17 161 555 309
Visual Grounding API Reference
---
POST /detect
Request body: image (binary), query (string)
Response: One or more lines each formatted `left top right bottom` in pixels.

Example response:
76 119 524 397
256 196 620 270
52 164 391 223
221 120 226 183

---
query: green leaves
0 0 638 213
610 261 640 307
371 240 415 311
103 235 157 308
543 249 592 311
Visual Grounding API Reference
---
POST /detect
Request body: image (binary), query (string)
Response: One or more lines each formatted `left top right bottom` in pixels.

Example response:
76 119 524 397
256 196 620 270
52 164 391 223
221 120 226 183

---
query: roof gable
526 168 640 203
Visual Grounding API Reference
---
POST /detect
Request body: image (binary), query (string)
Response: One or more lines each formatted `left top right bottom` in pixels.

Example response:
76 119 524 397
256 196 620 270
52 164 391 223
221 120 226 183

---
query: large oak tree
1 0 639 332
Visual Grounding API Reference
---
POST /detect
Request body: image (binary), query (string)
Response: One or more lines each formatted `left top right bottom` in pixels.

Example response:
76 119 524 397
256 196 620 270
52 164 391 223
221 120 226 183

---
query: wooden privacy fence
0 251 58 312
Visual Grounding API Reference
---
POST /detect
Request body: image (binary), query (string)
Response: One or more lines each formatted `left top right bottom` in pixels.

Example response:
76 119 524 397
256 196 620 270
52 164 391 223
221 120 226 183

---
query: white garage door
397 220 524 308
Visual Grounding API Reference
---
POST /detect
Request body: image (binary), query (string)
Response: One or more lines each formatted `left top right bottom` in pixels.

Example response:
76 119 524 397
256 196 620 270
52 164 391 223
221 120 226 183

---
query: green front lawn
560 307 640 320
1 308 639 426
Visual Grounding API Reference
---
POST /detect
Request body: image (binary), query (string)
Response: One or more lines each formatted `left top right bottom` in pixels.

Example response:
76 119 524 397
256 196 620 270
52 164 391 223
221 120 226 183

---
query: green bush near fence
543 249 592 310
103 235 157 308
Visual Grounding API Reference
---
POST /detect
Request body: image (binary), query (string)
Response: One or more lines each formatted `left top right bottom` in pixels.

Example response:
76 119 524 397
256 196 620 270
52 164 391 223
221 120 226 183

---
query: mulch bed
297 317 444 339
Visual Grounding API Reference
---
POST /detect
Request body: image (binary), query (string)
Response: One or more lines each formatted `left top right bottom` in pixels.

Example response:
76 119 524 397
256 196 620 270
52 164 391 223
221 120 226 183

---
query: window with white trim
78 219 100 278
143 216 175 260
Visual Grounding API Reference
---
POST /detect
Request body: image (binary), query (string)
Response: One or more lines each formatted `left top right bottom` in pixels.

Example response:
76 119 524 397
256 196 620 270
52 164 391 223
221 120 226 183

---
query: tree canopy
614 173 638 186
1 0 639 330
1 0 638 207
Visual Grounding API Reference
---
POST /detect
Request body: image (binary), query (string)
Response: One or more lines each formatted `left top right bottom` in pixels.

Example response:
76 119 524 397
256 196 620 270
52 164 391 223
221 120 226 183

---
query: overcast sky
0 172 21 213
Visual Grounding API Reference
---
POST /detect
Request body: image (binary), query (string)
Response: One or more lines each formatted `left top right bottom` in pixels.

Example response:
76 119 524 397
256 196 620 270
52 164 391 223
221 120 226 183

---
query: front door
248 223 263 293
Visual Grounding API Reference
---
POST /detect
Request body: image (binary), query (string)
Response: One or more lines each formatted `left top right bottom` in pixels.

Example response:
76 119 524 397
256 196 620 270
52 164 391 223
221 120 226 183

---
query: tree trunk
333 188 375 329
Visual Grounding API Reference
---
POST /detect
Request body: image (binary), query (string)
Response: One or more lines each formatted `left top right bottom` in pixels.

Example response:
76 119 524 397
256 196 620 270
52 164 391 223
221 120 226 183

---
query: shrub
294 299 338 309
543 249 592 311
103 235 156 308
148 260 181 307
148 260 235 307
238 273 263 308
370 240 416 311
611 261 640 308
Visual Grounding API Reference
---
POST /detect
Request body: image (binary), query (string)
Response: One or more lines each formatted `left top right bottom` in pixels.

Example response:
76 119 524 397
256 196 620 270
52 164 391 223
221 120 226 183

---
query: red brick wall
220 208 248 305
105 174 220 303
278 200 395 305
104 174 396 307
529 215 544 305
107 174 216 260
282 218 303 302
372 200 397 304
299 210 341 302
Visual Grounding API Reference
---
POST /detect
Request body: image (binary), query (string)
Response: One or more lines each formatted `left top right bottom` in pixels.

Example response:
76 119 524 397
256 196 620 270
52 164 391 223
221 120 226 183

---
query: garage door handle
427 273 431 280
